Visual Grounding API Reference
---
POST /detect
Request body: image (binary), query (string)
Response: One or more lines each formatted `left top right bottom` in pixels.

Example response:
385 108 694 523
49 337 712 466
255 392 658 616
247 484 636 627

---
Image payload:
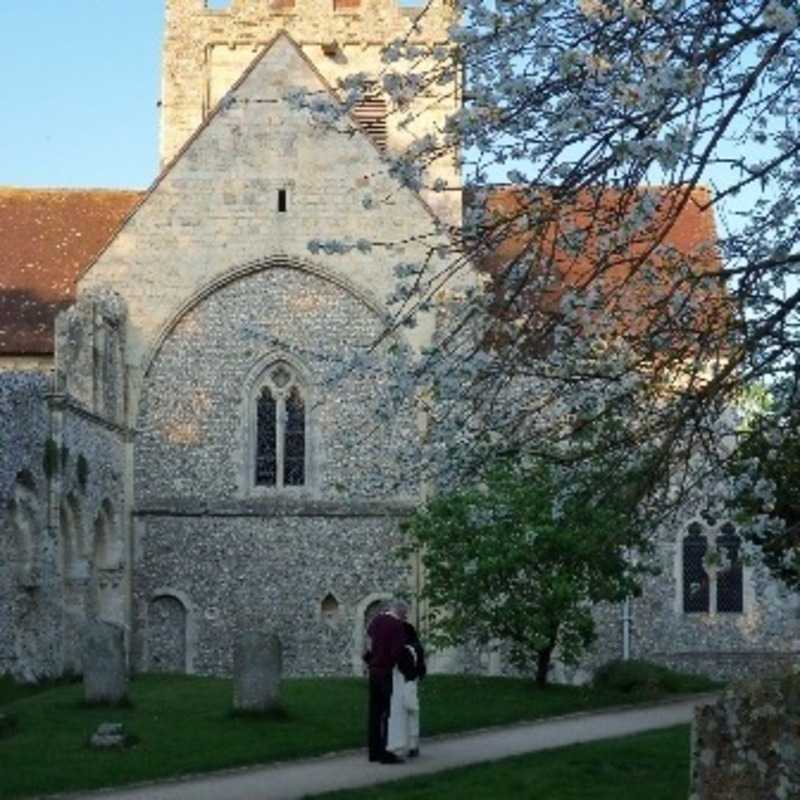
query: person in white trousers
387 608 426 759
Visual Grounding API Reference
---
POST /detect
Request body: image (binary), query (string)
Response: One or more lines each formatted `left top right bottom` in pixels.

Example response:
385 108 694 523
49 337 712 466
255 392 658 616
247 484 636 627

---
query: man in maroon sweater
365 599 407 764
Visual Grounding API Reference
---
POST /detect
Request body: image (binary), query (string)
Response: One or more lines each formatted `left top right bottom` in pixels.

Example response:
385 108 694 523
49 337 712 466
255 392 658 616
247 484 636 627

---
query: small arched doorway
147 593 189 674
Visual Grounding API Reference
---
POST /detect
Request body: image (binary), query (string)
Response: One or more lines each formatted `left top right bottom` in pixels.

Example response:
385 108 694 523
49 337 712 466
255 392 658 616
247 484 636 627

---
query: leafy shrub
593 660 718 695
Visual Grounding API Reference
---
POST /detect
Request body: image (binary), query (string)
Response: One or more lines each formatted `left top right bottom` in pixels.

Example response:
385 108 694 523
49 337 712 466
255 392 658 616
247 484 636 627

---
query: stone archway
9 470 40 586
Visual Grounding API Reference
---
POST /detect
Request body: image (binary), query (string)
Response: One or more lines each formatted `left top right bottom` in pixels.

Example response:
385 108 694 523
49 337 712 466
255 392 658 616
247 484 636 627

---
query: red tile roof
0 184 722 357
0 188 142 355
477 185 720 279
474 185 727 352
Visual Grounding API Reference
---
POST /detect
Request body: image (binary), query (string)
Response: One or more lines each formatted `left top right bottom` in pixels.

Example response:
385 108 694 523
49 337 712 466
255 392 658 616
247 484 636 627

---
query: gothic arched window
682 529 709 613
681 521 744 615
716 526 743 614
255 362 306 488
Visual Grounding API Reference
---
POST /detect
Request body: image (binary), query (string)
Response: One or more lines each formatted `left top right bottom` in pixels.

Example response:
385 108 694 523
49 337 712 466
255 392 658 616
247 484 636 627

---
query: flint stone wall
134 266 417 506
576 535 800 684
132 513 407 677
0 371 61 681
691 675 800 800
0 355 127 682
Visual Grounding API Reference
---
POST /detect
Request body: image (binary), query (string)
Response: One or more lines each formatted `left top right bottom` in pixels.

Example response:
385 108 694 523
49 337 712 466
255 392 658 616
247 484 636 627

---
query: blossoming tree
302 0 800 577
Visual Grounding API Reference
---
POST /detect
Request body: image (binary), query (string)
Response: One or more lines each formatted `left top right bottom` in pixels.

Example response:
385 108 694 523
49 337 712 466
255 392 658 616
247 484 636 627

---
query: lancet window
682 521 743 614
255 361 306 488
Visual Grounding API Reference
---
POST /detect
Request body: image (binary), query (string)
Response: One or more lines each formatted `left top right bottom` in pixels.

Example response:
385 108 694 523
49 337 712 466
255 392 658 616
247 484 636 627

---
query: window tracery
681 521 744 614
254 361 307 489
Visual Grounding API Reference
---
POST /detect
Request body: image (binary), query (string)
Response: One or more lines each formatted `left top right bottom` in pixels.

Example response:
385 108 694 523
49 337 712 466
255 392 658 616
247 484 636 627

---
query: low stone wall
691 673 800 799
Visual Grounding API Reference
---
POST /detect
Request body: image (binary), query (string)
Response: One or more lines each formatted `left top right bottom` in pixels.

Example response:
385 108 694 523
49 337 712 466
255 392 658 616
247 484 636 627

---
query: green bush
593 660 717 695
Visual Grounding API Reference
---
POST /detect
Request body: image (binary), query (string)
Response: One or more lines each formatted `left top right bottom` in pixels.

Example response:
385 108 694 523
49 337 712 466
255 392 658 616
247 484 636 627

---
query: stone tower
161 0 461 224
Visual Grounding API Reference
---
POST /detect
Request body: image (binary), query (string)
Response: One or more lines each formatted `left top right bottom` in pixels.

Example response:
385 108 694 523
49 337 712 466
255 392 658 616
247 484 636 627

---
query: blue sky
0 3 164 189
0 1 425 190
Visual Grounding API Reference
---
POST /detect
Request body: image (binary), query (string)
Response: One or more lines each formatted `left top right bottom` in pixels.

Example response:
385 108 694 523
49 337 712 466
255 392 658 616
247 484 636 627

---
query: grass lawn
311 725 692 800
0 674 708 799
0 675 55 707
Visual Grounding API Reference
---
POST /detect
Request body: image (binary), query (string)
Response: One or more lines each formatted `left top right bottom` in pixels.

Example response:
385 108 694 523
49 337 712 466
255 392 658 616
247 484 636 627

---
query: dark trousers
367 670 392 760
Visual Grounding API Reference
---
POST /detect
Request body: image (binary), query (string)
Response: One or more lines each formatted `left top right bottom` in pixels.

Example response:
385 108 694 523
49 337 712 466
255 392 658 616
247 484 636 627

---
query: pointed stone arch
93 499 122 571
139 255 400 387
60 492 90 674
8 470 41 587
60 492 89 581
92 499 126 627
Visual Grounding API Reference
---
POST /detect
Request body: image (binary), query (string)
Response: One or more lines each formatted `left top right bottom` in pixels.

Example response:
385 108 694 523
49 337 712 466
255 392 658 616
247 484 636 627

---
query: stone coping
134 498 417 518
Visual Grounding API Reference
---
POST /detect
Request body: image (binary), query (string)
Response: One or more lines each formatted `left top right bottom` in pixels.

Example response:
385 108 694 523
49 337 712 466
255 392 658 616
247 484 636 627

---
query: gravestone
690 674 800 799
83 620 128 705
89 722 128 749
233 630 282 713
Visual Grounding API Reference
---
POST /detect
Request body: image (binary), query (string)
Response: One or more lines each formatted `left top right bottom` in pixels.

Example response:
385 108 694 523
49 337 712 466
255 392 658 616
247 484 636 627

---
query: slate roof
0 188 143 355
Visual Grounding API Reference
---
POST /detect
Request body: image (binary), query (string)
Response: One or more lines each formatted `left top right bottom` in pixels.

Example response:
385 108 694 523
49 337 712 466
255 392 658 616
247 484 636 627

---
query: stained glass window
284 386 305 486
254 362 307 489
716 529 743 613
256 387 277 486
683 532 709 613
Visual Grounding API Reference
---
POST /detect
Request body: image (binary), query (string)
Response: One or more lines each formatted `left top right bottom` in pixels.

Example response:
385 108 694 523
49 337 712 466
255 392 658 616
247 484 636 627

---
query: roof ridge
0 186 144 195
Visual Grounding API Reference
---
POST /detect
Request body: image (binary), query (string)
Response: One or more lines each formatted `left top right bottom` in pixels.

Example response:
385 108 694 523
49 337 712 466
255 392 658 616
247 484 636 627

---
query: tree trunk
535 646 553 688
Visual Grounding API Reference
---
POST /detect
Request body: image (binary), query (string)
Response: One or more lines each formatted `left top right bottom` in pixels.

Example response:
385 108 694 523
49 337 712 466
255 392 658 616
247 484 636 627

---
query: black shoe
379 753 405 764
408 748 419 758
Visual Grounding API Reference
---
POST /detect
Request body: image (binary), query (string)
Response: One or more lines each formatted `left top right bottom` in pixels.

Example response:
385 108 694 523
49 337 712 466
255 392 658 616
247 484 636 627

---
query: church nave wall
134 265 418 507
131 514 408 677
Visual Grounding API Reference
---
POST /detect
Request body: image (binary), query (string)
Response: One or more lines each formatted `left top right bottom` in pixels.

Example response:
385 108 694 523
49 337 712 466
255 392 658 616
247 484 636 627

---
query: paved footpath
50 694 716 800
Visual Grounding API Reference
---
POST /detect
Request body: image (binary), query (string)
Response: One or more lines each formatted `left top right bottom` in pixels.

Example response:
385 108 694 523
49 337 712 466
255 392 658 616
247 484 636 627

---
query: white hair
390 598 409 616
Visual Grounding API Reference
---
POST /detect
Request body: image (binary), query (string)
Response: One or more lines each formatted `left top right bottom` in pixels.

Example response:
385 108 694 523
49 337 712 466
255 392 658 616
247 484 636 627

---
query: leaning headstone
89 722 128 749
690 674 800 799
83 620 128 705
233 630 282 713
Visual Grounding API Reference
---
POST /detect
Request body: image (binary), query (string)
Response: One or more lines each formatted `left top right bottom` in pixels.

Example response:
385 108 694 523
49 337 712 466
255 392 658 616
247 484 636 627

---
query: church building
1 0 797 683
